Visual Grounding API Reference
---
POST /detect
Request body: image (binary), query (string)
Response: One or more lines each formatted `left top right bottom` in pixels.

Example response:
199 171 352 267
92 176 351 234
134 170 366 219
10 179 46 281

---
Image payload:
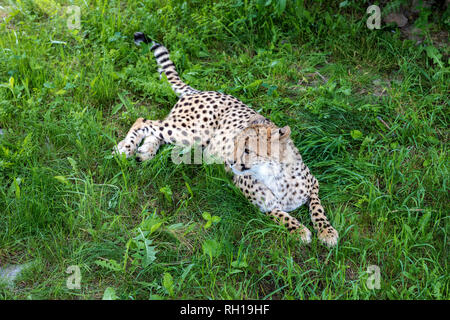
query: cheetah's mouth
230 164 252 175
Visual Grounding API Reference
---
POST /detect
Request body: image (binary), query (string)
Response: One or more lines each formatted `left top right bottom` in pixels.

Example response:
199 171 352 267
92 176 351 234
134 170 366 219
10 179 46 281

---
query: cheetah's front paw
317 227 339 247
112 140 135 158
135 151 154 162
292 225 312 244
135 145 157 162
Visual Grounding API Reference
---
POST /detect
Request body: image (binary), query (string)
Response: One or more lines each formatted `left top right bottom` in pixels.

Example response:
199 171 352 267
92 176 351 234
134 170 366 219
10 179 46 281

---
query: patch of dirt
429 30 450 51
381 0 450 47
371 78 392 97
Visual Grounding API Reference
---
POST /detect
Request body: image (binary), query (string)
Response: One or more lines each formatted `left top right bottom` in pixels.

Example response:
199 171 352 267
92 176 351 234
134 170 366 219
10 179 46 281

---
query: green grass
0 0 448 299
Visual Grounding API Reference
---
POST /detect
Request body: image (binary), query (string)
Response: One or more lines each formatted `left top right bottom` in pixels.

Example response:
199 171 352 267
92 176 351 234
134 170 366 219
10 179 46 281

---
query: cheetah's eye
244 148 250 154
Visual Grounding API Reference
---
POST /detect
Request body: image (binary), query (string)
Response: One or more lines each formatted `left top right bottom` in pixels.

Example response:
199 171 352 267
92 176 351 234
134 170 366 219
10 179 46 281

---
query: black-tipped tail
133 31 200 97
134 32 151 46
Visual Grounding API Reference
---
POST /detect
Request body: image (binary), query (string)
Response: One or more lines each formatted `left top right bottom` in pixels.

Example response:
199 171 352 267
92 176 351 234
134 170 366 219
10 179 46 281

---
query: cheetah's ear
248 114 271 126
279 126 291 140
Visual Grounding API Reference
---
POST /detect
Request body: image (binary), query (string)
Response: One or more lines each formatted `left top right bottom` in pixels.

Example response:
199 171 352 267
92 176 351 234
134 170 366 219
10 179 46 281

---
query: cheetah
114 32 339 247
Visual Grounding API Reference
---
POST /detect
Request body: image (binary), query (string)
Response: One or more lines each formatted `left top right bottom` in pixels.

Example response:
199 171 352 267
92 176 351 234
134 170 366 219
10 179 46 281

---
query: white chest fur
238 161 310 212
249 162 285 198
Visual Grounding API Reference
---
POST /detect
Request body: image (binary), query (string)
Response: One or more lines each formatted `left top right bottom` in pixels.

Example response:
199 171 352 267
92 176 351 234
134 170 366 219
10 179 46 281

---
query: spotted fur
114 32 338 246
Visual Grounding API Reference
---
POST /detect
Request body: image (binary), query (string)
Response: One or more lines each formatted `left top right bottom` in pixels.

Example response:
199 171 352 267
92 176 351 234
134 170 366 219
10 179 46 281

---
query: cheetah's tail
134 32 200 98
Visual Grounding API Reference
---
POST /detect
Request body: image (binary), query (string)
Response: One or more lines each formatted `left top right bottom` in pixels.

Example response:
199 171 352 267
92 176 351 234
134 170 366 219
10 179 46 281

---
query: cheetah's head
230 115 292 175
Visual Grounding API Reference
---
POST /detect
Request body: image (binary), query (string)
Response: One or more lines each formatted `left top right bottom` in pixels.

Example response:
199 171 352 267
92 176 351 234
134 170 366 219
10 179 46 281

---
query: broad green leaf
67 157 78 173
185 181 194 197
351 130 363 140
160 186 173 203
246 79 262 89
95 259 122 272
141 217 163 234
162 272 174 297
425 45 443 68
132 229 158 267
102 287 118 300
202 212 211 220
276 0 286 15
166 223 184 230
204 220 212 229
202 239 221 258
150 222 163 234
54 175 69 184
231 260 248 269
112 103 123 115
13 177 21 199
